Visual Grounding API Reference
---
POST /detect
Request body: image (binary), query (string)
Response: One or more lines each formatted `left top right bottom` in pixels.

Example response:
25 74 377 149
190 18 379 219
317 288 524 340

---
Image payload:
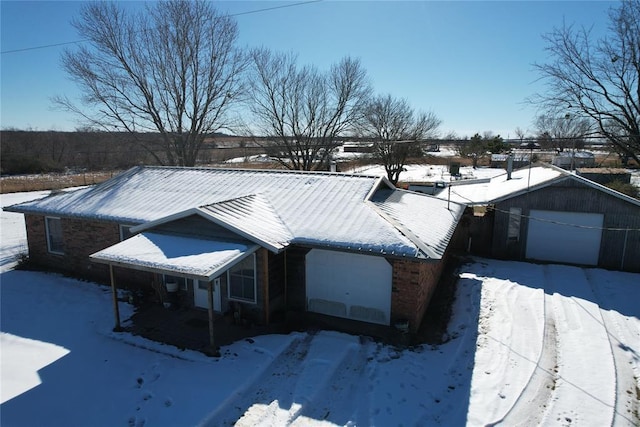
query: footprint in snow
128 417 146 427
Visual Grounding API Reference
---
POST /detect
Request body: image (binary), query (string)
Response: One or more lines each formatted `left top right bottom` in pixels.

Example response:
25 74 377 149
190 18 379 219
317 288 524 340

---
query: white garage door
526 210 604 266
305 249 392 325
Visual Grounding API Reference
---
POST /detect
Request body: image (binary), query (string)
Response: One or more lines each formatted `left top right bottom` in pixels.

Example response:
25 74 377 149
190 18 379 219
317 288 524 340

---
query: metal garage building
437 164 640 272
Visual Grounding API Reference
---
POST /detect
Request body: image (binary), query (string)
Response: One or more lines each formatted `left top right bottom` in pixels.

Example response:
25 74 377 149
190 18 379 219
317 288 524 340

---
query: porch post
283 251 288 306
262 249 270 325
110 265 122 332
207 280 216 351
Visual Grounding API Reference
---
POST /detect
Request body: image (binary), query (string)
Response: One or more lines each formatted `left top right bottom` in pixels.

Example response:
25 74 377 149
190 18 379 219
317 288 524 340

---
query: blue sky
1 1 614 138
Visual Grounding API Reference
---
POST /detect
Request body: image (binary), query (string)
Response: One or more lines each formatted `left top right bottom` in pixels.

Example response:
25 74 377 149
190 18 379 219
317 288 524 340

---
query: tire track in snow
541 264 616 426
495 272 558 427
220 331 365 426
466 261 549 426
205 333 314 426
584 269 640 426
291 336 374 425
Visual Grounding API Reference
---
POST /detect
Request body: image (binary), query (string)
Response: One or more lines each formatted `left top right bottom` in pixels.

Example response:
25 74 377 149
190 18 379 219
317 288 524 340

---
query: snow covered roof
370 189 465 259
434 163 640 207
90 232 259 281
8 166 466 260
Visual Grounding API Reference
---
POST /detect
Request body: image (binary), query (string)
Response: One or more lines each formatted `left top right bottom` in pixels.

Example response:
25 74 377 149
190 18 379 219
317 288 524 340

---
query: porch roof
90 232 259 281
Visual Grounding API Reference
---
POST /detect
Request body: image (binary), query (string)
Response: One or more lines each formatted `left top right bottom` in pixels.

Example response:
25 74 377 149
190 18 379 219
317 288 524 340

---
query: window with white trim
45 216 64 254
228 254 256 303
507 207 522 241
163 274 187 291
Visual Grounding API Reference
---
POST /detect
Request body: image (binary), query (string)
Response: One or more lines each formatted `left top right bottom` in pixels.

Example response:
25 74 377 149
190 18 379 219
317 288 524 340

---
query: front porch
123 304 440 352
125 305 288 353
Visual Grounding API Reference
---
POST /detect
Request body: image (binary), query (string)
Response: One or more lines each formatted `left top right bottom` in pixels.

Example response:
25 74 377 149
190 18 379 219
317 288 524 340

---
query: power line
229 0 322 17
1 40 88 55
444 184 640 232
487 205 640 232
0 0 323 55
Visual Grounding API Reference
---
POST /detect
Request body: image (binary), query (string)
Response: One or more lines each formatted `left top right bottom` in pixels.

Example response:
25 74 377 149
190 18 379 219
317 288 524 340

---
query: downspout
621 229 629 271
109 265 122 332
263 249 270 325
284 251 288 307
207 281 216 352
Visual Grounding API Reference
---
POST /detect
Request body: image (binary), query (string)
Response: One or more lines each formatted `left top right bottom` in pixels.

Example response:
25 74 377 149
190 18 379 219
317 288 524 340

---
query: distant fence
0 171 119 194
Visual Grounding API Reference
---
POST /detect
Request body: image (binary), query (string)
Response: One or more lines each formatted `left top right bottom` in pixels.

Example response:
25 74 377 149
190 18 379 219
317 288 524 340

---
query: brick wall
390 258 445 333
25 214 120 284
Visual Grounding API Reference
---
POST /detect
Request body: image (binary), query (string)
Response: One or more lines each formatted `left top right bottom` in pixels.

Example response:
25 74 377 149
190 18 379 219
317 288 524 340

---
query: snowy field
1 191 639 426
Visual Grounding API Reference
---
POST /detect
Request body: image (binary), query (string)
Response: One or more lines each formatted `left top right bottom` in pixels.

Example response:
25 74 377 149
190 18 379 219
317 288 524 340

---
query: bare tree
358 94 441 184
456 133 487 168
533 113 592 151
514 127 528 143
533 0 640 164
55 1 247 166
245 49 370 171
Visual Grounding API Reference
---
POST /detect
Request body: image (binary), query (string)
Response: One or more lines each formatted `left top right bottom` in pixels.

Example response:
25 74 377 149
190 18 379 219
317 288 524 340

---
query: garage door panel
305 249 391 325
526 210 603 266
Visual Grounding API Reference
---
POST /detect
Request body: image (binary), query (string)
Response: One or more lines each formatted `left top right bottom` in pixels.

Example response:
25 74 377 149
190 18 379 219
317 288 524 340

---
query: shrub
605 179 639 199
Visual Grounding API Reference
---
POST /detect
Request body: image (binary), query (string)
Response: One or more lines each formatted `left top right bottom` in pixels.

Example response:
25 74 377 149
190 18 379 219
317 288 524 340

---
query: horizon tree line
41 0 640 177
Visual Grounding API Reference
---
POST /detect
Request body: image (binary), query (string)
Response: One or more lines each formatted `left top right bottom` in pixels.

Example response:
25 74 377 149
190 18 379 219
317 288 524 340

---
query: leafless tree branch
244 48 370 171
54 0 248 166
357 94 441 184
531 1 640 164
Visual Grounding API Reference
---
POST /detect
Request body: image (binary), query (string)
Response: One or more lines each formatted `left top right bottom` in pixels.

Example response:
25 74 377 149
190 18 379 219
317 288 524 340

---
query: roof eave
90 243 261 282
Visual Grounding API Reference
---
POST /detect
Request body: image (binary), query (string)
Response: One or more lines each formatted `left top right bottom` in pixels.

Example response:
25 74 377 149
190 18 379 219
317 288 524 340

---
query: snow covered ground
0 190 49 272
1 191 639 426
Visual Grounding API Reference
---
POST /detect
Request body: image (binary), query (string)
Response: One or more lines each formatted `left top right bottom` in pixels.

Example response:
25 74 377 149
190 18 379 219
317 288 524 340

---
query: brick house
7 166 465 339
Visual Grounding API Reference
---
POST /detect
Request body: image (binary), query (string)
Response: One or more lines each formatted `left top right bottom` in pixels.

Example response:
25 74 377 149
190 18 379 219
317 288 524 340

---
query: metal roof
433 163 640 207
434 165 564 205
90 232 259 281
8 166 465 260
370 189 466 259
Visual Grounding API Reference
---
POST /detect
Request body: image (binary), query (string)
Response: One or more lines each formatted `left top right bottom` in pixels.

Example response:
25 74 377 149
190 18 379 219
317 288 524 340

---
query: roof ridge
199 192 294 252
202 192 295 237
135 164 382 179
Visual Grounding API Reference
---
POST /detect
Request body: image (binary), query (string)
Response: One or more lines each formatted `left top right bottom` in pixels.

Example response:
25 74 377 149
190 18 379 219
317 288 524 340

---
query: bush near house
605 180 639 199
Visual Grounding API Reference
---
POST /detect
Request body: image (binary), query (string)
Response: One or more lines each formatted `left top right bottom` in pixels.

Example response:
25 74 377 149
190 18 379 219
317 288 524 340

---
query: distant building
552 151 595 169
576 168 631 185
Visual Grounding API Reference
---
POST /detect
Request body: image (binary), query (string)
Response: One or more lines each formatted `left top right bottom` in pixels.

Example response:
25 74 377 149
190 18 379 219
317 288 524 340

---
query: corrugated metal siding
493 180 640 271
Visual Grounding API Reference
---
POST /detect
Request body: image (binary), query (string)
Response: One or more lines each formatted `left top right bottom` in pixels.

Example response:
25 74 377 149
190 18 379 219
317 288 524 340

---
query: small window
508 207 522 241
228 254 256 303
119 225 135 241
163 275 187 291
45 217 64 254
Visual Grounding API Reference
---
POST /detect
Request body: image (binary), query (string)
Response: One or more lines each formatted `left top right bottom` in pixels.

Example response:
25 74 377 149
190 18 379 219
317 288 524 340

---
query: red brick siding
25 214 120 283
391 259 445 332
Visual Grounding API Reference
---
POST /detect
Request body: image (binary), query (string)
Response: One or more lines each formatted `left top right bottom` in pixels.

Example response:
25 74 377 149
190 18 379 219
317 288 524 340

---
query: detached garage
525 210 604 266
438 164 640 272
